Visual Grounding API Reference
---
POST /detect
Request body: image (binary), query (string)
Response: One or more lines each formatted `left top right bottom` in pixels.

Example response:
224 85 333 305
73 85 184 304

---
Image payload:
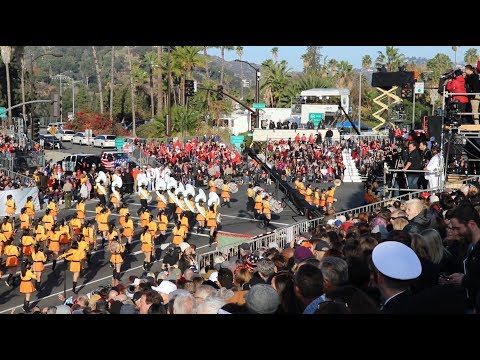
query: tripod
388 157 409 198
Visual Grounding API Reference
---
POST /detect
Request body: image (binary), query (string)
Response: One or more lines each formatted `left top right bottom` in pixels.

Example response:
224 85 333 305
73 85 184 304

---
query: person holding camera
464 64 480 125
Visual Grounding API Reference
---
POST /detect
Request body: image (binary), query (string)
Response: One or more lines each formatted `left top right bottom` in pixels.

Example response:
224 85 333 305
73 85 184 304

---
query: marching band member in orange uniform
262 195 271 229
221 183 231 208
31 244 47 290
140 226 154 271
25 196 35 222
122 213 134 253
195 200 206 234
254 190 263 220
42 209 54 232
140 209 150 228
47 198 58 222
57 241 84 293
172 221 186 245
1 217 14 242
314 187 321 208
20 208 30 231
118 203 129 227
82 220 96 255
109 236 125 287
107 223 118 247
47 224 61 271
21 229 35 259
76 198 86 225
4 238 20 287
157 209 168 245
5 194 16 220
20 260 36 312
206 205 217 247
179 212 189 239
97 206 111 248
305 184 313 205
70 213 82 238
0 231 7 278
59 218 72 254
209 178 216 193
33 219 46 249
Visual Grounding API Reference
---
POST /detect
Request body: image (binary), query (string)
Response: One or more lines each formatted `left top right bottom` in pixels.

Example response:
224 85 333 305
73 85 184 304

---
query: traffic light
52 93 59 117
216 85 224 100
33 119 40 142
250 112 257 129
185 80 195 97
401 83 413 100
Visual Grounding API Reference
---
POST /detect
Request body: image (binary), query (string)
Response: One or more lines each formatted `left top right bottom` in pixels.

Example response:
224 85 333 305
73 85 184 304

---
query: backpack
163 244 181 266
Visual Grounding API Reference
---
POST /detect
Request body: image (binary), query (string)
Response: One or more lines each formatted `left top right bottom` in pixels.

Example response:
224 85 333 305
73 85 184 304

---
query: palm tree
15 47 26 123
375 46 405 72
91 46 104 113
220 46 234 85
172 46 204 106
203 46 210 80
271 47 279 61
361 55 372 70
261 59 292 107
156 46 164 115
236 46 244 99
0 46 13 125
126 46 136 137
109 46 115 121
452 46 459 67
326 59 338 76
278 74 335 108
464 48 478 66
143 50 158 118
335 61 354 88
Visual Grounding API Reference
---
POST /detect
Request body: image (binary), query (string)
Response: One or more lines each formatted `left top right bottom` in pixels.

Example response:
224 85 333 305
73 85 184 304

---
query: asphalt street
3 137 366 313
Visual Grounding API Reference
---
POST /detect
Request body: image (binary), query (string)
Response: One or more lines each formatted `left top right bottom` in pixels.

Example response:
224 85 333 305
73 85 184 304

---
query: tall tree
203 46 210 80
91 46 104 113
464 48 478 66
301 46 323 73
236 46 244 99
220 46 234 84
361 55 372 70
126 47 136 137
172 46 204 106
156 46 164 115
260 59 291 107
271 47 279 61
426 53 453 81
0 46 13 125
452 46 459 66
143 50 158 118
375 46 405 72
109 46 115 121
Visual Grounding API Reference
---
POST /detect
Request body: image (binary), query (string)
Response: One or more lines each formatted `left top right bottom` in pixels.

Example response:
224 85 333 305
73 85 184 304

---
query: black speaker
426 116 443 141
371 71 415 89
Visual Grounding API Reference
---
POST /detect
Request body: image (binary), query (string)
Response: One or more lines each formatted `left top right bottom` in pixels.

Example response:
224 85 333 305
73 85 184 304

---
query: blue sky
208 46 480 71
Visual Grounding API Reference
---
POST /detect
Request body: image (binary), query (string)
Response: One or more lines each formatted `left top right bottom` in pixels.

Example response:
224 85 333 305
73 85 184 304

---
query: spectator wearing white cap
372 241 422 314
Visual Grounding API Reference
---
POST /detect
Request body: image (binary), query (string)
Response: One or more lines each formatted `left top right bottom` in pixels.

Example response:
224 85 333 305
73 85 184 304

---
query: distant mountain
405 56 429 66
208 55 260 80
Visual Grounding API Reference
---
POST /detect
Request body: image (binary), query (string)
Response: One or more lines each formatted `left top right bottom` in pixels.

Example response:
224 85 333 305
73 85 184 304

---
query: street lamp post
235 59 260 129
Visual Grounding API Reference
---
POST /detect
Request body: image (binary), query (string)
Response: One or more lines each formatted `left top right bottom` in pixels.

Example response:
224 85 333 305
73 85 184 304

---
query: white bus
291 88 350 127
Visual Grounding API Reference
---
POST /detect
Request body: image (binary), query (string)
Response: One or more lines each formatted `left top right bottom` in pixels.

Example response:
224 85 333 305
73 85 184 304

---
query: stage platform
252 129 340 142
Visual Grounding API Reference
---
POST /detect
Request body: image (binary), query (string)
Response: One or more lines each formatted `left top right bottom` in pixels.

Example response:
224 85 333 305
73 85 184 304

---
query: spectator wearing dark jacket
465 64 480 125
404 198 431 234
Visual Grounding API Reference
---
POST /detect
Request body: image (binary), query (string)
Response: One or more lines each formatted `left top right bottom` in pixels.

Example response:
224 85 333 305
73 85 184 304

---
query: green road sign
230 135 245 151
252 103 266 109
309 112 324 127
0 107 6 119
115 138 126 152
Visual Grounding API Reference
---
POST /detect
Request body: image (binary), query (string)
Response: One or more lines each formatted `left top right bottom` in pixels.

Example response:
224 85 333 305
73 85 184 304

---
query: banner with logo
0 187 41 217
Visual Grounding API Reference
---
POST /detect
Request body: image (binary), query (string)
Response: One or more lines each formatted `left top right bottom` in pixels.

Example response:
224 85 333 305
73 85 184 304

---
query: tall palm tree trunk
127 47 136 137
220 46 225 84
5 62 12 127
240 61 244 99
157 46 163 115
204 46 210 80
109 46 115 121
20 57 26 123
150 68 155 118
92 46 104 114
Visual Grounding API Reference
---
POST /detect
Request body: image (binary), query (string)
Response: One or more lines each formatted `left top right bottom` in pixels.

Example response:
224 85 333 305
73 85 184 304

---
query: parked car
61 154 103 174
93 135 116 148
72 132 96 145
56 129 76 142
39 134 62 150
124 120 148 130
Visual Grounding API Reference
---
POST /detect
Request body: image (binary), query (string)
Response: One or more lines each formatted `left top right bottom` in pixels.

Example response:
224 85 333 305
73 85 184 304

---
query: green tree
278 74 335 108
301 46 323 73
335 61 354 88
260 59 291 107
426 53 453 81
172 46 204 106
375 46 405 72
219 46 234 85
464 48 478 66
0 46 13 123
143 50 159 118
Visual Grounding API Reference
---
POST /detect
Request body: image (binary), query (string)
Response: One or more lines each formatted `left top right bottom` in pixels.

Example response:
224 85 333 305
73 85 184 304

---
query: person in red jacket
446 69 469 123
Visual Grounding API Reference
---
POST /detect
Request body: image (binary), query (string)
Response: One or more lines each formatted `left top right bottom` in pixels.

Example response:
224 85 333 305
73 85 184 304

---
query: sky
208 46 480 71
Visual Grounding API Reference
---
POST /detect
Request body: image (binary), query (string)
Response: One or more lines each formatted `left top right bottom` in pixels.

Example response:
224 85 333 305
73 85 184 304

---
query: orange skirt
22 245 33 256
33 261 45 272
140 220 148 228
21 222 29 230
175 207 183 214
119 216 126 226
69 261 81 273
110 254 123 264
173 235 183 245
49 241 60 253
59 234 71 244
20 280 36 294
6 255 18 267
77 210 85 220
207 219 217 228
141 243 153 252
196 214 205 221
98 222 109 232
254 202 263 210
111 195 119 205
